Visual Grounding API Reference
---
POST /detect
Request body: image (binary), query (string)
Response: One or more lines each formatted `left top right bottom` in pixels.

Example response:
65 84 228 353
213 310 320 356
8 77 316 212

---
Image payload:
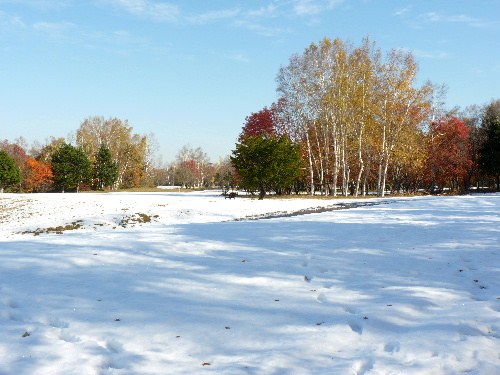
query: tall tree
239 107 275 141
374 50 432 196
276 36 432 196
214 156 235 194
76 116 153 188
425 117 472 193
33 137 66 164
51 144 91 193
478 100 500 190
93 144 119 190
231 135 303 199
0 150 21 193
173 145 212 188
23 158 53 192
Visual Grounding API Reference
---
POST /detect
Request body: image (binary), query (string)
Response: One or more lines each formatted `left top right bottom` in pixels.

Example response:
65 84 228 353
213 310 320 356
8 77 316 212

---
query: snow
0 191 499 374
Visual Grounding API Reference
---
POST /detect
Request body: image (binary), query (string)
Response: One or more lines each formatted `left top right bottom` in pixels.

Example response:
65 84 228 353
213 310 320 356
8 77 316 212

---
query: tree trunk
305 132 315 195
259 185 266 200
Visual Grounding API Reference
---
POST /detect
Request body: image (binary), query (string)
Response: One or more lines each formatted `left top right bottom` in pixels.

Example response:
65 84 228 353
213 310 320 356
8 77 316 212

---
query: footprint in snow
488 303 500 313
105 339 123 353
2 298 19 308
352 358 374 375
348 321 363 334
2 310 23 322
344 306 358 315
316 293 327 303
40 316 68 329
58 328 79 342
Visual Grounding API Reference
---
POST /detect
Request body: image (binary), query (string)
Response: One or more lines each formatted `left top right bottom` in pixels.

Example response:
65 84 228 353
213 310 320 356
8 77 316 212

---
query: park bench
225 192 238 199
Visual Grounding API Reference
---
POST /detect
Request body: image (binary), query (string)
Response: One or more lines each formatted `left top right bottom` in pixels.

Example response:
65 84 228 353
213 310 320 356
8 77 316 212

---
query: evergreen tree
0 150 21 193
479 100 500 190
231 135 303 199
51 143 91 192
94 144 119 190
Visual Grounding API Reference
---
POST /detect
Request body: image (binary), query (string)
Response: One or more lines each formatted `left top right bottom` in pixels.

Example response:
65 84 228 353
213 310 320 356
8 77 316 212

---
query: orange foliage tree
23 158 54 192
425 117 473 193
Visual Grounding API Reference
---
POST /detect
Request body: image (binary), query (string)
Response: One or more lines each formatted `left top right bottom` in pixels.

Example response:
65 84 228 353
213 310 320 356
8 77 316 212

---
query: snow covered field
0 191 499 375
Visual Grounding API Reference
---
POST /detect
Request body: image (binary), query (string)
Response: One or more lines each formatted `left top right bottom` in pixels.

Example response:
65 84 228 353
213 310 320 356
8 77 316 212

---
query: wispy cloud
247 4 279 18
422 11 493 28
82 28 153 56
393 6 412 17
0 0 72 10
32 21 76 36
412 48 450 60
187 8 240 25
224 52 249 63
103 0 180 22
232 19 291 38
294 0 322 16
293 0 343 16
0 10 25 28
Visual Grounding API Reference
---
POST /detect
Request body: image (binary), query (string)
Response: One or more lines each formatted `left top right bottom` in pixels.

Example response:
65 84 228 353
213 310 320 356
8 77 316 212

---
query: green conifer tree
94 144 119 190
0 150 21 193
51 144 91 192
231 135 303 199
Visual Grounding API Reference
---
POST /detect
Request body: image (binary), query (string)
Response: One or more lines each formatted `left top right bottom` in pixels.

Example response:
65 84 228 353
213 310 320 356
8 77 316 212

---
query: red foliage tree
23 158 54 192
425 117 473 192
238 107 275 142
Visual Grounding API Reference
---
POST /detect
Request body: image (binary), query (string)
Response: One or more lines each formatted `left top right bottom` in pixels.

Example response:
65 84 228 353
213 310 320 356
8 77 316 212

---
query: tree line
231 37 500 197
0 116 232 193
1 36 499 196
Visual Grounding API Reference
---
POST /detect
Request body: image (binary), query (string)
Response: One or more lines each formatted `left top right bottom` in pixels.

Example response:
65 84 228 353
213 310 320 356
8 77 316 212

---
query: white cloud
225 52 249 63
104 0 180 22
0 10 25 28
32 21 76 35
411 48 450 60
294 0 322 16
187 8 241 25
293 0 343 16
422 11 492 28
0 0 72 10
232 19 291 38
393 6 412 17
247 4 279 18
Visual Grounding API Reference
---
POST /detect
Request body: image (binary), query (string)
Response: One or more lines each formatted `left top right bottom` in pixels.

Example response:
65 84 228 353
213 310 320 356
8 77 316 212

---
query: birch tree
76 116 153 188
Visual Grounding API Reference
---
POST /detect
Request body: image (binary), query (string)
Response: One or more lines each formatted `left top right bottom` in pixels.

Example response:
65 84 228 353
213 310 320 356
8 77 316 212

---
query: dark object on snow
225 192 238 199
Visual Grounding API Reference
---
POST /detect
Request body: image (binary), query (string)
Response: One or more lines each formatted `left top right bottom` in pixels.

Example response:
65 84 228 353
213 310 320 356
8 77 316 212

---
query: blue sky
1 0 499 163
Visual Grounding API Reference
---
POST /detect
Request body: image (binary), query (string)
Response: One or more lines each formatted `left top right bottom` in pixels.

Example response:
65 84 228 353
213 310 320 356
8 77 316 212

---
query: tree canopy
51 143 92 192
93 144 119 190
478 100 500 189
0 150 21 192
231 135 303 199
